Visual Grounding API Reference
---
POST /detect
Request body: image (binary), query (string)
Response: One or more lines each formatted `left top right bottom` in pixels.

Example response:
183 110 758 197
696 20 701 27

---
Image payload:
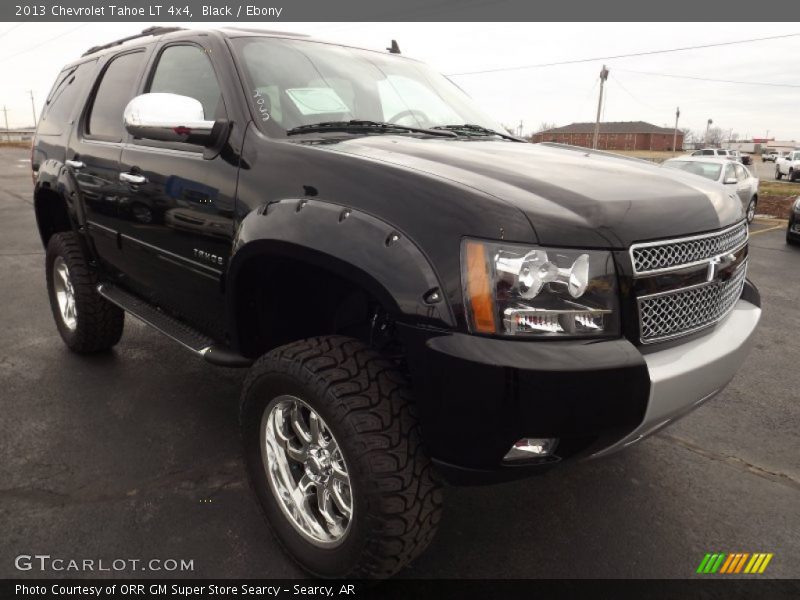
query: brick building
531 121 683 151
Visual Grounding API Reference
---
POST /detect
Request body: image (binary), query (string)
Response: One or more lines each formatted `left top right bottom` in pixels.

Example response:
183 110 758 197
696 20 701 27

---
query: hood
313 137 744 248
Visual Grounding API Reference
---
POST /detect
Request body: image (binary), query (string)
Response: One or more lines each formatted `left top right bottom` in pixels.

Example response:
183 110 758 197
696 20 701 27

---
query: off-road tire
46 232 124 353
240 335 442 579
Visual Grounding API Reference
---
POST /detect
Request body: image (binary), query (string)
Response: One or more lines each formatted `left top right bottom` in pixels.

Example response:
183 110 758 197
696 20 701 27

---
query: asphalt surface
1 145 798 579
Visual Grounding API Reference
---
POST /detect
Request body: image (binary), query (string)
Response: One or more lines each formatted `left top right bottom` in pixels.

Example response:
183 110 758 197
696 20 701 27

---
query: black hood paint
316 137 744 248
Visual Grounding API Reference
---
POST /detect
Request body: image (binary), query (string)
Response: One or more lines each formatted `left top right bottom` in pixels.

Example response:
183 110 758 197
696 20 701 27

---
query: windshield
232 37 505 136
663 160 722 181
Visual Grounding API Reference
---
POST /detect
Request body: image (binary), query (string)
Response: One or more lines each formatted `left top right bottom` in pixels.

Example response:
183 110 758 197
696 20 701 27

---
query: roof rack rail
82 26 185 56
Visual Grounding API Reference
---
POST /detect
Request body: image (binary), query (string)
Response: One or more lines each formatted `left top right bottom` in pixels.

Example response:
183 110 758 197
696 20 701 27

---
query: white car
691 148 731 158
663 156 760 222
775 150 800 182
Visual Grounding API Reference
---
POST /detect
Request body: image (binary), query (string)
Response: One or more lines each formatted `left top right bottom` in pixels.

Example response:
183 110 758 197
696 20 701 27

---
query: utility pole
27 90 37 127
592 65 609 150
2 106 10 142
672 107 680 155
704 118 713 145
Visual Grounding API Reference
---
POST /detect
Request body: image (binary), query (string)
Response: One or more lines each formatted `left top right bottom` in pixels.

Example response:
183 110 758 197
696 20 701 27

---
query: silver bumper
592 298 761 458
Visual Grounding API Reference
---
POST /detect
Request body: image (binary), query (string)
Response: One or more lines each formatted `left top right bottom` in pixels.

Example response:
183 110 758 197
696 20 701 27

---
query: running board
97 283 252 367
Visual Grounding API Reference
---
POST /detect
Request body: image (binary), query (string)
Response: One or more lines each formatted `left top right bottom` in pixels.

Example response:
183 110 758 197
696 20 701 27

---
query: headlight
461 239 619 337
794 197 800 212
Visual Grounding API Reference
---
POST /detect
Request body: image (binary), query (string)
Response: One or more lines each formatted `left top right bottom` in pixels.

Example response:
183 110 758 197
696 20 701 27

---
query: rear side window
148 45 224 120
38 61 96 136
88 51 146 141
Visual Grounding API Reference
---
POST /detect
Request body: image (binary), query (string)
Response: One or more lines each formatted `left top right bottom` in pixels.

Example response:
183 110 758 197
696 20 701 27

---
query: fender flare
32 159 85 247
225 198 456 348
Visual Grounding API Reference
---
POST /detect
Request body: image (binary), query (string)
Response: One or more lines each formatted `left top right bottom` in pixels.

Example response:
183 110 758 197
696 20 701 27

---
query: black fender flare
226 198 456 349
32 158 86 247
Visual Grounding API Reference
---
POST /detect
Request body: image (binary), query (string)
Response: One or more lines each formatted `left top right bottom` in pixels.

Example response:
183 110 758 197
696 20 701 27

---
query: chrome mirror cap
123 93 215 144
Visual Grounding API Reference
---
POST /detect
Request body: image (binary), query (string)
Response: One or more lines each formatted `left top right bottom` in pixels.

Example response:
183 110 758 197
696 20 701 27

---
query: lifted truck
32 27 761 578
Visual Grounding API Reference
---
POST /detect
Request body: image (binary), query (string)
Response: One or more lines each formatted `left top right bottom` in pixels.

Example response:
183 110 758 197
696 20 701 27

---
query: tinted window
88 51 146 141
38 60 96 136
148 45 223 120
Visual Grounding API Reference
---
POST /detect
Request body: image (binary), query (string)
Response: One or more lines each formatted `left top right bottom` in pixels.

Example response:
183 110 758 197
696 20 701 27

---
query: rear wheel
790 169 798 182
45 232 124 353
240 336 442 578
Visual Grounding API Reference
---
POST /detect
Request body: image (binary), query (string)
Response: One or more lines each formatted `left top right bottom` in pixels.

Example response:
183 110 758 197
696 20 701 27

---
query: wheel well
232 255 392 358
34 188 72 246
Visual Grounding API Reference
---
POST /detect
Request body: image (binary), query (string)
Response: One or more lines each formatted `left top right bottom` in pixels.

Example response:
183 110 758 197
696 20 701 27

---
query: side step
97 283 252 368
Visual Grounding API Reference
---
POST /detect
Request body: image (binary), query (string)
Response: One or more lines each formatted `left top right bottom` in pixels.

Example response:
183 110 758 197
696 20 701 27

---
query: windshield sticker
285 88 349 116
252 89 270 122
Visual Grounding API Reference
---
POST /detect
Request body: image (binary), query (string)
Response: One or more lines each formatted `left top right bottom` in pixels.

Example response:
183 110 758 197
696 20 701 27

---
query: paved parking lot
1 145 798 579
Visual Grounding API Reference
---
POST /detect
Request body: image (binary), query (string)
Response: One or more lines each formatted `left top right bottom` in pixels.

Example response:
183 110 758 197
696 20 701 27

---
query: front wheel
746 198 757 223
240 336 442 578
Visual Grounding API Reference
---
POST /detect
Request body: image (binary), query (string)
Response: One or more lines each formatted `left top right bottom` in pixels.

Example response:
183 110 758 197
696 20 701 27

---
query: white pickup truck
775 150 800 182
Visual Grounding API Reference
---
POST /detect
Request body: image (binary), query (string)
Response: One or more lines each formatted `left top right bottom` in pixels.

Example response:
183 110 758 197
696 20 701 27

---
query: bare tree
705 126 724 146
537 121 557 133
679 127 694 143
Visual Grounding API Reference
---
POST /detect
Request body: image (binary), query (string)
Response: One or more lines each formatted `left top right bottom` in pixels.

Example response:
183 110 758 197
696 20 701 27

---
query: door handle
120 172 147 185
65 160 85 169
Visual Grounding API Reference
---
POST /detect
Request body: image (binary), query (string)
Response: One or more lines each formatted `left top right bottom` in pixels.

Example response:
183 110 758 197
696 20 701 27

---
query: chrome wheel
260 395 353 547
53 256 77 331
747 199 756 223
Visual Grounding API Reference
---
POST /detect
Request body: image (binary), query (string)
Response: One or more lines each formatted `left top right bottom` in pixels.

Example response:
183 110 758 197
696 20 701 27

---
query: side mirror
724 177 738 184
123 93 216 145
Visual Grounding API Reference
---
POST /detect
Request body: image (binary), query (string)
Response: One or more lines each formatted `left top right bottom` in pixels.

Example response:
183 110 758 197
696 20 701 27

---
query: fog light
503 437 558 461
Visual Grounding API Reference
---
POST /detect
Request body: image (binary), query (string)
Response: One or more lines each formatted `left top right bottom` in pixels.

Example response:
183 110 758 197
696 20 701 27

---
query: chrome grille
638 263 747 343
631 221 748 275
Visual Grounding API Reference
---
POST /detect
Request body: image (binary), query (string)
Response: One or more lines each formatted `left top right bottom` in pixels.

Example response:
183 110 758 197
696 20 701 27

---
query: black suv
32 27 761 578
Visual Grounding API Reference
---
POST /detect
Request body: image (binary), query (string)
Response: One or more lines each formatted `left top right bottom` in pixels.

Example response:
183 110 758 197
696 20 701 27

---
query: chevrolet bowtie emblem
707 253 737 282
707 256 722 282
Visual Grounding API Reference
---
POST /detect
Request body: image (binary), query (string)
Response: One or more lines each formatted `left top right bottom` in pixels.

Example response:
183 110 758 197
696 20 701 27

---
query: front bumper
590 298 760 457
400 289 760 485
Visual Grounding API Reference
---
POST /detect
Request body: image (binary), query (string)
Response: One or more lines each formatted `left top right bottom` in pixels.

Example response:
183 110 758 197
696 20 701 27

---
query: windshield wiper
432 124 522 141
286 120 457 137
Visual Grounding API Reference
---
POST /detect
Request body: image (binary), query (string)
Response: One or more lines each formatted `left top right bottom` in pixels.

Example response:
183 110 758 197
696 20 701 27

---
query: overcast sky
1 21 798 140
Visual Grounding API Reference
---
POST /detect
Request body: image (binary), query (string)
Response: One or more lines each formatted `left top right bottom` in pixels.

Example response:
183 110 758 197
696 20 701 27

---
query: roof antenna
387 40 401 54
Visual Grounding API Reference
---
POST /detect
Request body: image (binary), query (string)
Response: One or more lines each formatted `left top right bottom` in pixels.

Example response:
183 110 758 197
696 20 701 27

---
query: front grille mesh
632 222 748 274
638 264 747 343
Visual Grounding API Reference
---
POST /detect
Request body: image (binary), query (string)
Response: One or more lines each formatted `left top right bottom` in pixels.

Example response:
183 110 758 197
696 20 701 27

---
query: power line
610 73 665 112
0 23 24 40
0 24 88 63
614 68 800 89
446 32 800 76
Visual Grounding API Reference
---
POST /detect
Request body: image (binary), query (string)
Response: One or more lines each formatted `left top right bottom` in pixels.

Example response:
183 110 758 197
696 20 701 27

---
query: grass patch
0 141 32 149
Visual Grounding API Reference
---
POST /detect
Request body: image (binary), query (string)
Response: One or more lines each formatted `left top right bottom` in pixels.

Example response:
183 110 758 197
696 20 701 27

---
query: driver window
734 164 747 181
378 75 460 126
148 45 225 120
724 164 736 181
